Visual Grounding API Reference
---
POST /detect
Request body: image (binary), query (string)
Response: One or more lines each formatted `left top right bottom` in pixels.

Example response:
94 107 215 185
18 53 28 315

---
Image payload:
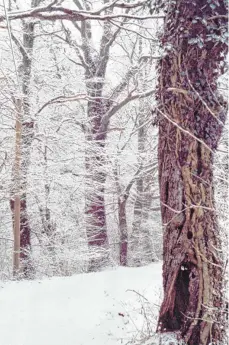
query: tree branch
11 32 28 59
0 5 165 23
35 94 114 116
98 87 155 135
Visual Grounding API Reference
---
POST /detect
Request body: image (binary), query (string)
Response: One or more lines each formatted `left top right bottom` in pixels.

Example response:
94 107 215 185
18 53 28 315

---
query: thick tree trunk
156 1 228 344
79 14 112 271
85 96 110 271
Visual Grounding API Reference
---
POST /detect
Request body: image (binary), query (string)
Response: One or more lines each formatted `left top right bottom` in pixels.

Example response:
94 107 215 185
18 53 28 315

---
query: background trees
0 0 162 277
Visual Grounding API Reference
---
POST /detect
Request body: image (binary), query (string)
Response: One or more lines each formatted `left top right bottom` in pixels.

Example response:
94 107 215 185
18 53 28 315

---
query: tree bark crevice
157 0 228 343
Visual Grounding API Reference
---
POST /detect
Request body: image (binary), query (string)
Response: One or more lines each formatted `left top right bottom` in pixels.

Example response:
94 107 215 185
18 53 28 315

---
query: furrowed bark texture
156 1 228 344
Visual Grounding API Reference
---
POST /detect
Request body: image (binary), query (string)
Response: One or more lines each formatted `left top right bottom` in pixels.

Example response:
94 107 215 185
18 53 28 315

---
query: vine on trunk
156 0 228 344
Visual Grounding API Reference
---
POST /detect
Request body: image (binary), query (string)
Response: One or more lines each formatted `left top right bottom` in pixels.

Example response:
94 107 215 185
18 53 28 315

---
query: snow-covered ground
0 263 162 345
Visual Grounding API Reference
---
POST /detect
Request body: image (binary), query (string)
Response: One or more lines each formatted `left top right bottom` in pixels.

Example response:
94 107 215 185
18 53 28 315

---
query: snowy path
0 263 162 345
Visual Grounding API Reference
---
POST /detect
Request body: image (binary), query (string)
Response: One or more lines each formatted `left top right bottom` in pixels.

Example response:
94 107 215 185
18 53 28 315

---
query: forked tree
62 0 155 271
156 0 228 344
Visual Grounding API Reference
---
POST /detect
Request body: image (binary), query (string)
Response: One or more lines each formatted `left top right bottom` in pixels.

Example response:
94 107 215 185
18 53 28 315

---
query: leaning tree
156 0 228 344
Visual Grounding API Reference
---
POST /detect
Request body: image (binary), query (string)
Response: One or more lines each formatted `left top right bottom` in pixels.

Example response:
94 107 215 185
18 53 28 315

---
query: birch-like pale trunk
10 0 41 277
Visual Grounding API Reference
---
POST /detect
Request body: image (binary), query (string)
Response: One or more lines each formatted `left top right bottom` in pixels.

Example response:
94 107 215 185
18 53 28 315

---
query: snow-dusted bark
128 37 157 266
80 12 113 270
85 97 110 271
130 84 153 265
10 1 41 277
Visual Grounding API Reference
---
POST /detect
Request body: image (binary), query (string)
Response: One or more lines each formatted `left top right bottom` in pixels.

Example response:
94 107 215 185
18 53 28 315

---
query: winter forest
0 0 228 345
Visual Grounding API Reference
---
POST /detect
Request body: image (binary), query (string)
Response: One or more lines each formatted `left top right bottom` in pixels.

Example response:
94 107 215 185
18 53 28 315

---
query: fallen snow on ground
0 263 162 345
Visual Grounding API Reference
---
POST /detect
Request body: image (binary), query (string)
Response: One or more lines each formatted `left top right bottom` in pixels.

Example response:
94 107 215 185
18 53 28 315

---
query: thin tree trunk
156 1 228 344
118 193 128 266
10 13 37 277
130 119 150 266
37 143 55 241
113 159 128 266
130 42 153 266
12 99 22 277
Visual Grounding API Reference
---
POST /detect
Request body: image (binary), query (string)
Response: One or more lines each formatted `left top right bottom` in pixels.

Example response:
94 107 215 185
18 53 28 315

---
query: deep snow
0 263 162 345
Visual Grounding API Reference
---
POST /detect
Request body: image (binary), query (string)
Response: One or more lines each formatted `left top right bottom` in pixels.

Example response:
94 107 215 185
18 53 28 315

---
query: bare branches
88 0 150 14
98 87 155 135
110 18 158 42
110 65 139 100
35 94 114 116
0 3 165 23
11 33 28 59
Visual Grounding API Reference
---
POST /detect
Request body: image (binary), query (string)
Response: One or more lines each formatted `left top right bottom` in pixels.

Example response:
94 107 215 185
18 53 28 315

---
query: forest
0 1 228 345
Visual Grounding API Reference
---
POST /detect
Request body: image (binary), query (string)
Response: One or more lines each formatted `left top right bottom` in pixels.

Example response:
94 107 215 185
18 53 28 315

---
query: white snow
0 263 162 345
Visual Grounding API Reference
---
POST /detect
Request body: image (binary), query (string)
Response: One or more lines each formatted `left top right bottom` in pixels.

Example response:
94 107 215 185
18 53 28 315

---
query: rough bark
156 1 228 344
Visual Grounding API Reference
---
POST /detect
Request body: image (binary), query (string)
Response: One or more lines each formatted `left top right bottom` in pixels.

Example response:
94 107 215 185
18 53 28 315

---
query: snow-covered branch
98 87 155 136
0 3 165 23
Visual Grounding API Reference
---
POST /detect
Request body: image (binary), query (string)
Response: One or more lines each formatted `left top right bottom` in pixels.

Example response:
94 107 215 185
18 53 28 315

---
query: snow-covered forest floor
0 263 162 345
